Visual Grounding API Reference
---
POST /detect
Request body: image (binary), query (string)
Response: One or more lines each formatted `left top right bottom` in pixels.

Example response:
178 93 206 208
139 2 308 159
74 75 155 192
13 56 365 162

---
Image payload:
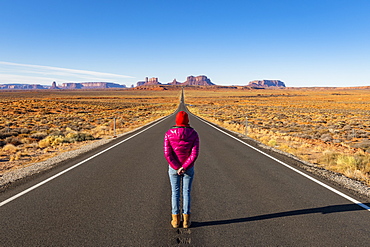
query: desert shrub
348 154 370 173
320 152 370 175
39 138 50 148
21 137 35 144
51 136 65 146
9 151 22 161
0 130 16 139
268 139 277 147
39 135 67 148
24 142 39 149
49 130 64 136
64 133 76 143
30 132 48 140
362 157 370 174
16 128 30 135
5 136 23 146
32 125 50 132
3 144 17 153
279 144 298 155
65 132 95 142
320 152 339 166
336 155 358 171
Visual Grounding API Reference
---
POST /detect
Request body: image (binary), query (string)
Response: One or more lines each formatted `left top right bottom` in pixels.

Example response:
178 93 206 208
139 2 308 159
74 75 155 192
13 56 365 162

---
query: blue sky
1 0 369 87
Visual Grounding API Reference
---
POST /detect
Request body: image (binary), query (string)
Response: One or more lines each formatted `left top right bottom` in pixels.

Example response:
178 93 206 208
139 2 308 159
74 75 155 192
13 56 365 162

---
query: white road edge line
192 113 370 212
0 113 174 207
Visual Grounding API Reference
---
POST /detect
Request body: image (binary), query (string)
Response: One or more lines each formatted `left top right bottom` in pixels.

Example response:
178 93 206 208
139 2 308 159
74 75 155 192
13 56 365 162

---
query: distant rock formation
183 75 215 86
136 81 146 87
248 80 286 88
0 82 126 90
50 81 60 89
136 77 161 87
0 84 47 90
169 79 182 85
61 82 126 89
62 83 83 89
136 75 214 87
146 77 160 85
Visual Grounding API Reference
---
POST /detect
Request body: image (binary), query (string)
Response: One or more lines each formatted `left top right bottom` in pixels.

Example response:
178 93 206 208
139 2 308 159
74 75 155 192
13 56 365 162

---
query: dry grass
2 87 370 186
0 89 180 174
186 88 370 186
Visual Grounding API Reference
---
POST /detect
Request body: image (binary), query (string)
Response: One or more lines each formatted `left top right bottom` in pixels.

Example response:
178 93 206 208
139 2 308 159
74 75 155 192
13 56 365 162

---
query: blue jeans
168 166 194 215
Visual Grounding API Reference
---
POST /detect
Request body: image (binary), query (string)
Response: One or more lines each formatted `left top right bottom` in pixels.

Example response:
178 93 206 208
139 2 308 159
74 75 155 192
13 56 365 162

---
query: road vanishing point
0 91 369 246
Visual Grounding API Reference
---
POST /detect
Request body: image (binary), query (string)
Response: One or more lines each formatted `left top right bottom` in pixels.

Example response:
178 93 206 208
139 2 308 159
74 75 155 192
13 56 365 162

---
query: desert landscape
185 88 370 186
0 89 180 175
1 87 370 186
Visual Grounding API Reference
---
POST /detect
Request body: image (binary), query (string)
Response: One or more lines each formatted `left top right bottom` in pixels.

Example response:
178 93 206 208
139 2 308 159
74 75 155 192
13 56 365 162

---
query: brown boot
183 214 191 228
171 214 180 228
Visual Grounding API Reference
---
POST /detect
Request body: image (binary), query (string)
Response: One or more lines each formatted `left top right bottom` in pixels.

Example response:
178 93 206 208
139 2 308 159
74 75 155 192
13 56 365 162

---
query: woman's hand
177 167 185 175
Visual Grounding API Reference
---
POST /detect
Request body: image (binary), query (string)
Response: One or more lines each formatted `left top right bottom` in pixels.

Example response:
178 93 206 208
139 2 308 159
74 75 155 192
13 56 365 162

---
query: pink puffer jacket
164 126 200 170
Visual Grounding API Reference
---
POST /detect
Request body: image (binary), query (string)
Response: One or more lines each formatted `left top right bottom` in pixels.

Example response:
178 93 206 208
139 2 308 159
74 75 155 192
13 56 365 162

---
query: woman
164 111 200 228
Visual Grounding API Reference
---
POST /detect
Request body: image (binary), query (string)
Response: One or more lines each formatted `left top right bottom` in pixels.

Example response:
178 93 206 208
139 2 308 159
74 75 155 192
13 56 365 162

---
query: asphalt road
0 94 369 246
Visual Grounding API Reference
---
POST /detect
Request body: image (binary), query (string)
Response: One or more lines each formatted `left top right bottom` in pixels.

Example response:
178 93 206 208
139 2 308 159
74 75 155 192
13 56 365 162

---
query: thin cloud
0 61 134 85
0 74 57 85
